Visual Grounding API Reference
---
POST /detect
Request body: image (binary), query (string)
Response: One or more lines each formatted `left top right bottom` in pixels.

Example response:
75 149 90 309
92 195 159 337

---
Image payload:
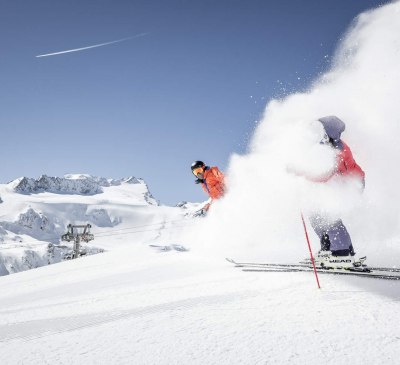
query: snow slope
0 171 398 364
0 246 399 365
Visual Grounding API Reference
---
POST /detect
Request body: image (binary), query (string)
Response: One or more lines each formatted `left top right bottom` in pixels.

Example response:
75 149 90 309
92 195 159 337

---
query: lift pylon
61 224 94 259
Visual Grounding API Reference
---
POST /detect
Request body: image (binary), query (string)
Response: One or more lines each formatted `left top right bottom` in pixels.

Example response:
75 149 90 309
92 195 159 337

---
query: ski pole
301 213 321 289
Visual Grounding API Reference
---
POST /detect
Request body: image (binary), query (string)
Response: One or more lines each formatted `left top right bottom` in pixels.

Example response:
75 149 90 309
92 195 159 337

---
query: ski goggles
192 167 204 177
320 133 329 145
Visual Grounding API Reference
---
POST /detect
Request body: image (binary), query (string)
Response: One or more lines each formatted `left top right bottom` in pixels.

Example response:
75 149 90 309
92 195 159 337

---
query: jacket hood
318 116 345 141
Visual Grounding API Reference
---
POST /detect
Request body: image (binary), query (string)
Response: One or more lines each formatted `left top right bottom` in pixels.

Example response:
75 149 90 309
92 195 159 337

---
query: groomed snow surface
0 244 399 365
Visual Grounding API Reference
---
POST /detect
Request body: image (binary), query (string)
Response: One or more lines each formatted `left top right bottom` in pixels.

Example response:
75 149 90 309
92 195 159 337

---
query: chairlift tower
61 224 94 259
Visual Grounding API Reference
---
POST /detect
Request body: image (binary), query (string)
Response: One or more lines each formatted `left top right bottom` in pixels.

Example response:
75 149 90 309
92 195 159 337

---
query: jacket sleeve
207 167 226 199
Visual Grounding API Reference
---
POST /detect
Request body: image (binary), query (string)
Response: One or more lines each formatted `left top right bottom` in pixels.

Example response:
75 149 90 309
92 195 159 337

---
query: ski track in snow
0 292 249 343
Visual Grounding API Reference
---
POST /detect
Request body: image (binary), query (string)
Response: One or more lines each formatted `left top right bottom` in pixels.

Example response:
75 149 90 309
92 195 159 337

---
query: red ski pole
301 213 321 289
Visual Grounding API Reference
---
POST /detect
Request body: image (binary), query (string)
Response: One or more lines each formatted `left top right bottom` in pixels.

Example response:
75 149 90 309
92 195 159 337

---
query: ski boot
317 252 368 270
302 251 367 270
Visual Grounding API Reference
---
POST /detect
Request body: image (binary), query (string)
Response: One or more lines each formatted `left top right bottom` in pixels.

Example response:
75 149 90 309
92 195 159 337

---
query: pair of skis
226 258 400 280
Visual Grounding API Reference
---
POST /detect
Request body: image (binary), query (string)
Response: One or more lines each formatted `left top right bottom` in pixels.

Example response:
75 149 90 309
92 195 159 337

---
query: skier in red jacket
191 161 225 216
311 116 365 185
308 116 365 267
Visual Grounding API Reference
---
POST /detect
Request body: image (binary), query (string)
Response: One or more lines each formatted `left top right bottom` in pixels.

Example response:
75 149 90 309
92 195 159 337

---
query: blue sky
0 0 388 205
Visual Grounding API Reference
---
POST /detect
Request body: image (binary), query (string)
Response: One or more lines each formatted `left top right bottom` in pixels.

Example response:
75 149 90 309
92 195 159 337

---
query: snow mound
85 208 121 227
0 244 50 276
1 208 58 240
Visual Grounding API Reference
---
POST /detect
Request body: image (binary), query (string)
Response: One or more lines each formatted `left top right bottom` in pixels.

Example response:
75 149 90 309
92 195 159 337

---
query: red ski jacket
336 141 365 180
201 166 226 200
314 141 365 183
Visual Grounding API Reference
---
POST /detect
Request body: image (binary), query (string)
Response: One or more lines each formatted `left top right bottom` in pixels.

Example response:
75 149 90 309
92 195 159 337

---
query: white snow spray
184 1 400 266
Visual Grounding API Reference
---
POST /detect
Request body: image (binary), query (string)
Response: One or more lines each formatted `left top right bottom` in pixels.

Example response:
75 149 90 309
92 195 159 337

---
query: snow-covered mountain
11 174 153 198
0 174 203 276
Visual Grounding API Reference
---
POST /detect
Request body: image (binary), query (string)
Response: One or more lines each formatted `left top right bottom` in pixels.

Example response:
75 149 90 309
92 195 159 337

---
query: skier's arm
287 165 335 183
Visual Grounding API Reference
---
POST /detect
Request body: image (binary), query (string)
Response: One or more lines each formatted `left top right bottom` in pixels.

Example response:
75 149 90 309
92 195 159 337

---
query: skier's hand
184 208 206 218
195 178 204 184
192 208 207 218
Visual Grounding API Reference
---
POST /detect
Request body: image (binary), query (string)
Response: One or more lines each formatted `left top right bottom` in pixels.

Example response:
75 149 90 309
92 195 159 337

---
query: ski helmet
191 161 205 171
318 116 345 141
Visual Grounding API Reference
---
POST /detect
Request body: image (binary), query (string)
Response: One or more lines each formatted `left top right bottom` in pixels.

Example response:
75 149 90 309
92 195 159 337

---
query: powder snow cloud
185 1 400 265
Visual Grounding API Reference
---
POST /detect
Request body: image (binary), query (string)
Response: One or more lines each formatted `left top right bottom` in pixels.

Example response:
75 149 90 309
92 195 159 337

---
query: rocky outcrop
12 174 147 195
13 175 103 195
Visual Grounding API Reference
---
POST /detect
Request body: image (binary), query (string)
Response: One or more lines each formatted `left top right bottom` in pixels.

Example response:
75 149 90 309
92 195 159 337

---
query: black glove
193 208 206 217
195 178 204 184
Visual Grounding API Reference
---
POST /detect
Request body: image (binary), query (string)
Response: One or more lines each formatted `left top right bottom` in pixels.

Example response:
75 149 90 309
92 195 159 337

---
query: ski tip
225 258 236 264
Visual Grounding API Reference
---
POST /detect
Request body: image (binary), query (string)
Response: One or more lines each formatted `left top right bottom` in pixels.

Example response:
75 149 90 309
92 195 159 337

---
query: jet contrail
36 32 148 58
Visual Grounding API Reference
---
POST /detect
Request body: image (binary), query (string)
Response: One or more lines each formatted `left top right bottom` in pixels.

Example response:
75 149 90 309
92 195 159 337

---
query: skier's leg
309 215 331 251
326 219 353 256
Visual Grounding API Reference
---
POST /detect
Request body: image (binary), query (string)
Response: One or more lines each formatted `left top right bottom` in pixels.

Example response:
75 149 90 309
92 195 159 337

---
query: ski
241 267 400 280
298 259 400 273
226 258 400 273
227 258 313 269
226 258 400 280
